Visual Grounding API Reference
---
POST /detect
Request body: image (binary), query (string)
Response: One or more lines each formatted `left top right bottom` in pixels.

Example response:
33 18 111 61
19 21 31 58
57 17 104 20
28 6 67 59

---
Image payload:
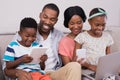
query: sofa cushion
0 34 15 80
106 26 120 53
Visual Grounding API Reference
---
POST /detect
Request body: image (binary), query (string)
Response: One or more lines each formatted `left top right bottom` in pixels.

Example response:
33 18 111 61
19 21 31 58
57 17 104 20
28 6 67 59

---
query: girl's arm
106 46 111 55
81 62 97 72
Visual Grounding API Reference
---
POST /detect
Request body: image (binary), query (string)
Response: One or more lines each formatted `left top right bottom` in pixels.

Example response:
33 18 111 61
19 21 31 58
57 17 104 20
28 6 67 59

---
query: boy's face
19 28 37 47
38 8 58 34
89 15 106 37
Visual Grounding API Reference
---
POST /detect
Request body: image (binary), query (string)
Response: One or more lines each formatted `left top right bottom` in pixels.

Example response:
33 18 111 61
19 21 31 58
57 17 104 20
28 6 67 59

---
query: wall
0 0 120 33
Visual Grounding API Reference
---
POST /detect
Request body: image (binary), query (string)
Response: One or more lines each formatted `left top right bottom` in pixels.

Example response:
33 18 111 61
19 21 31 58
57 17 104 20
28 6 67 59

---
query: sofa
0 26 120 80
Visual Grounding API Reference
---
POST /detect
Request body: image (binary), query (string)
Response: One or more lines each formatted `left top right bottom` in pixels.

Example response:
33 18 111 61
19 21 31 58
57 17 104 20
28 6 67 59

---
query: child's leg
30 72 51 80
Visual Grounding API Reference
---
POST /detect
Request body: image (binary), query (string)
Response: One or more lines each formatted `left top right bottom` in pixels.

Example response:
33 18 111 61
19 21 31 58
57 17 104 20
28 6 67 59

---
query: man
4 3 81 80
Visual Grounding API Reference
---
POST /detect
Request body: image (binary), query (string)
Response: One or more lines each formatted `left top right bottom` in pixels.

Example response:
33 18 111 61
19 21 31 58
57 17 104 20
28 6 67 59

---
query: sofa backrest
106 27 120 53
0 27 120 80
0 33 15 80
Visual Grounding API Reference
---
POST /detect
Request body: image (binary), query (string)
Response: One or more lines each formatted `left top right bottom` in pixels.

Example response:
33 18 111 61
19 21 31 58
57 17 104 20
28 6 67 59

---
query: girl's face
68 15 83 36
89 15 106 37
19 28 37 47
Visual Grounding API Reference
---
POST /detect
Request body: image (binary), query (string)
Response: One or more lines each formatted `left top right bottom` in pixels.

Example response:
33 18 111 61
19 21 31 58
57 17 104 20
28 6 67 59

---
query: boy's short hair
20 17 37 31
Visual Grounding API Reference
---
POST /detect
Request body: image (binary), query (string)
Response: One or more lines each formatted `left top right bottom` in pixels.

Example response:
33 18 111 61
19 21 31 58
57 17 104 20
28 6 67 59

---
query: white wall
0 0 120 34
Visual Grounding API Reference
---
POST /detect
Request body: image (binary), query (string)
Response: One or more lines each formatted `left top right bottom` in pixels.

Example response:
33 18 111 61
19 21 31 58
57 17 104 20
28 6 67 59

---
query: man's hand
16 69 32 80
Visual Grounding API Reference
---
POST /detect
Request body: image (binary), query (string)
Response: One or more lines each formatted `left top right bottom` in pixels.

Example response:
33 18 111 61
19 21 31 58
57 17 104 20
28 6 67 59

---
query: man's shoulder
52 29 64 36
53 29 63 33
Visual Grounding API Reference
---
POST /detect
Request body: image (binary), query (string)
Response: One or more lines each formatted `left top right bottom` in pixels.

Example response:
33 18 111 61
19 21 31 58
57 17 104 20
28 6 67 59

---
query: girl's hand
77 58 86 64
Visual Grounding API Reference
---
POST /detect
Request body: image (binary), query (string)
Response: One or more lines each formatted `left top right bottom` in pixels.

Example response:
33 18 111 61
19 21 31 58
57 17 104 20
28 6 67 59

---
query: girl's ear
88 19 93 26
88 19 91 25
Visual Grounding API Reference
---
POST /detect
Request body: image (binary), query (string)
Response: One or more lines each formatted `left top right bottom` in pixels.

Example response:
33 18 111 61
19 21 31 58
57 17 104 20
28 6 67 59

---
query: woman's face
68 15 83 36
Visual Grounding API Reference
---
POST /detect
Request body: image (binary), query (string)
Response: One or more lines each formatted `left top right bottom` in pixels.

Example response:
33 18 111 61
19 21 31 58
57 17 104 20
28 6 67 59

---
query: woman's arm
60 55 71 65
72 41 82 61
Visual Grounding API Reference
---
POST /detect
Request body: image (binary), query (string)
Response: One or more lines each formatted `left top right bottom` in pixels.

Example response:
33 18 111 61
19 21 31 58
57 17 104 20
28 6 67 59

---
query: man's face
38 8 58 34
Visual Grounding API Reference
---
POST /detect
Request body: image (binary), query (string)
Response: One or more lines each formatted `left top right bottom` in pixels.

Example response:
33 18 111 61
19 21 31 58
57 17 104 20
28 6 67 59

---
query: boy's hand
20 54 33 63
40 54 48 63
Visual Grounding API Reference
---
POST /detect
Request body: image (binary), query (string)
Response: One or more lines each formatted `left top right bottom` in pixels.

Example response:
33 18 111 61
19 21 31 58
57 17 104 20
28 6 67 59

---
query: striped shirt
3 40 45 73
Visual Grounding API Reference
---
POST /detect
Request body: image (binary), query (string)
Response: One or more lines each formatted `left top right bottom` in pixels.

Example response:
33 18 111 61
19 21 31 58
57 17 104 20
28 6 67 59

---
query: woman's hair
64 6 86 28
20 17 37 31
88 8 107 20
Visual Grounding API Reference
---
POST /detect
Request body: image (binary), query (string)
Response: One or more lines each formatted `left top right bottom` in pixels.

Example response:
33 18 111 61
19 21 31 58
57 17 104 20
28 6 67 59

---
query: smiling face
19 28 37 47
68 15 83 36
89 15 106 37
38 8 58 34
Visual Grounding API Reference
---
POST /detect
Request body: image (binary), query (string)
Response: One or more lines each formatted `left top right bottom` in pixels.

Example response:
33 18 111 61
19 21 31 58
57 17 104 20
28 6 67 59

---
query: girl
74 8 114 71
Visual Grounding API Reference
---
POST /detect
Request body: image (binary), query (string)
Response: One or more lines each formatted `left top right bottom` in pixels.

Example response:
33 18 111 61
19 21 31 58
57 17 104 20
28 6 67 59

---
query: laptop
82 51 120 80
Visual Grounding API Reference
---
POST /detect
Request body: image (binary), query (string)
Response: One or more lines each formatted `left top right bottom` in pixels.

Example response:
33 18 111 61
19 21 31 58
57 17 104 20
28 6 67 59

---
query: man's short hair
42 3 59 17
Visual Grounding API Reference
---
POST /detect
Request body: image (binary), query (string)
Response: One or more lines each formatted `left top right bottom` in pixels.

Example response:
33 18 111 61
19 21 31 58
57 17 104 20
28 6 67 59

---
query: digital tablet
76 48 86 61
29 47 47 64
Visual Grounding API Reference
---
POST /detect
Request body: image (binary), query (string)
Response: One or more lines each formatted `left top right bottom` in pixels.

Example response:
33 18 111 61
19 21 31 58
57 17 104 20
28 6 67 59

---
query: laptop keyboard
89 72 96 78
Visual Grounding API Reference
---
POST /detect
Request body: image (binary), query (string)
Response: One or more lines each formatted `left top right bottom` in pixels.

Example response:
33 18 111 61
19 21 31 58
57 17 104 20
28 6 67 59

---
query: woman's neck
67 33 77 39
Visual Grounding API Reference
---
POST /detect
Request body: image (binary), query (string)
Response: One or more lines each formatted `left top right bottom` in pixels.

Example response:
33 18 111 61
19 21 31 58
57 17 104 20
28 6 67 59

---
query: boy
3 17 51 80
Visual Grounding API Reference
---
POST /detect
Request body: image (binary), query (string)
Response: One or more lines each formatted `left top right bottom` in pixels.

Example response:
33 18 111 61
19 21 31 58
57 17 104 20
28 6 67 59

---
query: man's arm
4 68 32 80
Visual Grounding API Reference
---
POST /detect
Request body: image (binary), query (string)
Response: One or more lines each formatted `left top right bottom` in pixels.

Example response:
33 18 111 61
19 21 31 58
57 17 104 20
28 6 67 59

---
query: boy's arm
6 54 33 69
39 62 45 70
39 54 48 70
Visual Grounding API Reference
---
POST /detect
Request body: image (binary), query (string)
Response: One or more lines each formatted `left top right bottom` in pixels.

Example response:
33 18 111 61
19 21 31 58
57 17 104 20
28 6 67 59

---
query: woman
58 6 87 65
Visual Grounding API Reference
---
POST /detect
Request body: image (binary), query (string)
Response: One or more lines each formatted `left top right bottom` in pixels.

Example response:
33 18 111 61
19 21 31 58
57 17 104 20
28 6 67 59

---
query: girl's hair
88 8 107 20
20 17 37 31
64 6 86 28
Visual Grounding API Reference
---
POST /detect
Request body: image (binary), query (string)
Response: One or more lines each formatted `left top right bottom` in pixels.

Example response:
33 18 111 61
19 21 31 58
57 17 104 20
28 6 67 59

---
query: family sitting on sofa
0 3 120 80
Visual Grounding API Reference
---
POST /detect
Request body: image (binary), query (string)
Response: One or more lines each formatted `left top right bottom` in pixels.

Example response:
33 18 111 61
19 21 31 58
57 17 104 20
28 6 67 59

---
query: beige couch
0 26 120 80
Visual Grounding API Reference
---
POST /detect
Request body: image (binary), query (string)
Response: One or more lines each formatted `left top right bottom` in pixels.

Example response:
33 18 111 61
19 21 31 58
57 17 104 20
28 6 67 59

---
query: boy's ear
18 31 21 35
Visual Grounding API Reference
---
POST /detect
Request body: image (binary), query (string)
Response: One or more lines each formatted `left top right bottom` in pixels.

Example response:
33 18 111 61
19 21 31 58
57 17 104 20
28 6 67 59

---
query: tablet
76 48 86 61
29 47 47 64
